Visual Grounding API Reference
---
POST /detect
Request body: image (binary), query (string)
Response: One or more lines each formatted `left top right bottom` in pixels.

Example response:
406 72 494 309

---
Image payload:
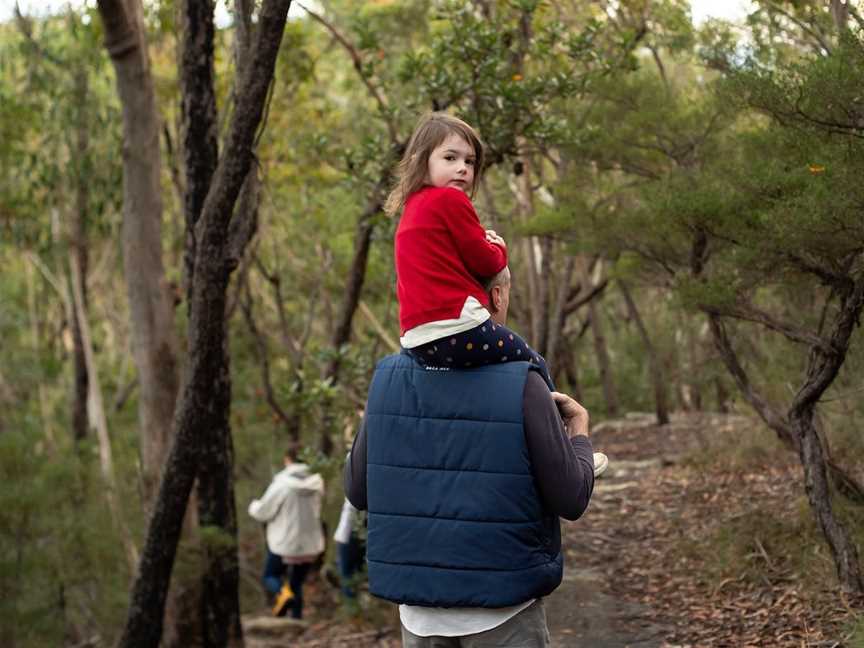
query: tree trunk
24 259 57 449
588 297 620 417
619 280 669 424
321 183 387 455
792 406 863 592
96 0 181 508
707 312 864 503
562 343 583 403
180 0 219 303
547 255 576 368
536 236 554 356
788 277 864 593
687 324 703 410
512 150 542 346
70 67 90 443
70 255 139 573
115 1 292 644
177 2 241 645
715 376 730 413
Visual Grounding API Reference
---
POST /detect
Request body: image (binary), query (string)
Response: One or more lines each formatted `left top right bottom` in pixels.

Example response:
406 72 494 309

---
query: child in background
385 112 554 387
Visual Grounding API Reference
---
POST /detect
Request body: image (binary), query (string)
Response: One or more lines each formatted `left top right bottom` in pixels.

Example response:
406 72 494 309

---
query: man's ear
489 285 501 311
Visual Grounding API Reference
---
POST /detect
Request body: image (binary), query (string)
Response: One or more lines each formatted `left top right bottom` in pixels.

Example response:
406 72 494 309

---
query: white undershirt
399 599 535 637
400 296 491 349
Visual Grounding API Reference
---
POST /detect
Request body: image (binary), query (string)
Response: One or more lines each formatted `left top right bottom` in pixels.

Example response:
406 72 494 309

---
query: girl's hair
384 112 485 216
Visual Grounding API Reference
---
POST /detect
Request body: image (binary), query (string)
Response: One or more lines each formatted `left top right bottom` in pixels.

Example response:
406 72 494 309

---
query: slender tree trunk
70 255 139 573
547 255 576 366
562 343 583 403
176 2 238 645
536 236 553 356
788 277 864 593
25 258 57 449
830 0 849 31
180 0 219 303
619 280 669 424
687 324 703 410
792 405 863 592
114 2 292 644
96 0 181 507
588 297 619 417
715 376 730 413
70 67 90 443
321 184 386 455
512 149 542 345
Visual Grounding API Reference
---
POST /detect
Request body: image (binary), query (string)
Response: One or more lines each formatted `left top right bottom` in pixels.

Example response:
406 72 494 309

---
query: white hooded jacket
248 463 325 558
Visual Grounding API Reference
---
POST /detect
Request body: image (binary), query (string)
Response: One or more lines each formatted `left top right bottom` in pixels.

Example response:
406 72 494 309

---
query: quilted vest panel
365 352 563 607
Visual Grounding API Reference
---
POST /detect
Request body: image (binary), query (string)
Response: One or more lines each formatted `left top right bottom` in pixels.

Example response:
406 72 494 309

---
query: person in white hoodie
249 444 325 619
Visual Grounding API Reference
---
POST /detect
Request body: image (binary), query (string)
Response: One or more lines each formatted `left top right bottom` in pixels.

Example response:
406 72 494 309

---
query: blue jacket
365 352 563 607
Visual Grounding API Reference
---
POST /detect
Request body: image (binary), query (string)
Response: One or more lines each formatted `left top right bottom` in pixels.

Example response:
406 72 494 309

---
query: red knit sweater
395 186 508 334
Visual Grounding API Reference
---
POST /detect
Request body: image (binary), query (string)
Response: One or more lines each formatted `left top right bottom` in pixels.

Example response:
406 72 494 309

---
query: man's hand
550 392 589 438
485 229 506 248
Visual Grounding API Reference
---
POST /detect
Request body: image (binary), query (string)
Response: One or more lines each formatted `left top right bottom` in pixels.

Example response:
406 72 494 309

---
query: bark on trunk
588 297 620 417
788 277 864 593
115 2 292 644
180 0 218 302
178 3 242 646
792 406 863 592
619 280 669 425
96 0 180 507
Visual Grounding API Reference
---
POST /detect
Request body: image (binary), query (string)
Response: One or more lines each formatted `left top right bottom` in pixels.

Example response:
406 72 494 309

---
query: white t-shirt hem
400 296 491 349
399 599 536 638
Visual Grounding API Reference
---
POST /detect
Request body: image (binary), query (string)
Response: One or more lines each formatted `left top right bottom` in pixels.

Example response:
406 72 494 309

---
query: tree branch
762 1 832 54
707 313 796 445
299 3 400 146
240 282 292 428
699 301 834 355
564 278 609 316
13 3 63 66
226 161 260 266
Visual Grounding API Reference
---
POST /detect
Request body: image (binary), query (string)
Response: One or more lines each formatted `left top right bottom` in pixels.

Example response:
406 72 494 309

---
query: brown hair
284 442 301 463
384 112 485 216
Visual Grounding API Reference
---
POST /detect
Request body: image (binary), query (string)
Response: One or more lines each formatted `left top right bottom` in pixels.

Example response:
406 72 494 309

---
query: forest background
1 0 863 646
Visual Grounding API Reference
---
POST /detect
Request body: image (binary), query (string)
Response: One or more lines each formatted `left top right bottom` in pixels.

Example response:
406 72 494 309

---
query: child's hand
485 229 506 248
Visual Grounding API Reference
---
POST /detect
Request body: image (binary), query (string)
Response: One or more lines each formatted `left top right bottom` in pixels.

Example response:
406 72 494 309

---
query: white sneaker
593 452 609 478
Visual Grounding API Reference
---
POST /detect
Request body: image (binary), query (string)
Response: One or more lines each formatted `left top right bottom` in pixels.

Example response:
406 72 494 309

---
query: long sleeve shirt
395 186 507 334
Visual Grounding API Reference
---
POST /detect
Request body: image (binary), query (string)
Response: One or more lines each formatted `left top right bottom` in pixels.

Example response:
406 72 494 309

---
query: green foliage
3 0 864 641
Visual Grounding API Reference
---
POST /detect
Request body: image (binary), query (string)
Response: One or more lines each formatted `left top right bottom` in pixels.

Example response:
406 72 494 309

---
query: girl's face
425 133 476 193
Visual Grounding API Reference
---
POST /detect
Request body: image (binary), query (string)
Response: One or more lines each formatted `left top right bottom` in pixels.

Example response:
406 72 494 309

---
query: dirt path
546 452 677 647
244 413 857 646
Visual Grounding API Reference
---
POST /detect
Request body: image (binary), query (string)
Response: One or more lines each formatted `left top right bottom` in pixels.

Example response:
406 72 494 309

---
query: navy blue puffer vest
365 352 563 608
